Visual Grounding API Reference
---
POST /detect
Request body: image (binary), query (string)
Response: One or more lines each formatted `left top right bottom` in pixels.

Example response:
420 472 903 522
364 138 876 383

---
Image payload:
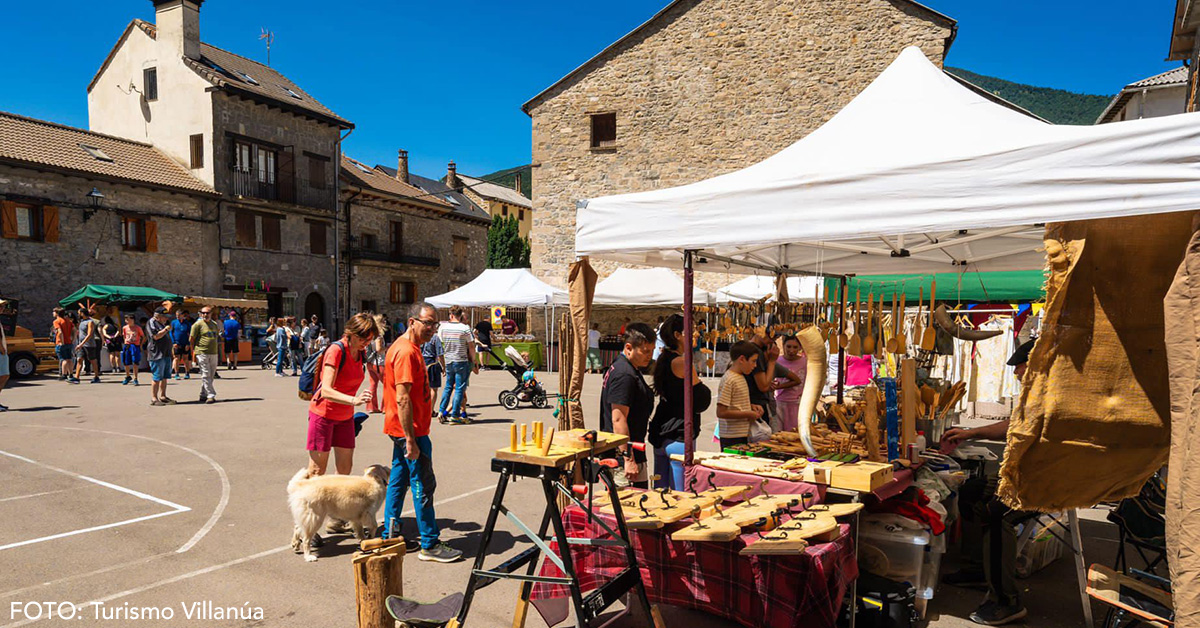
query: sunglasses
414 318 439 329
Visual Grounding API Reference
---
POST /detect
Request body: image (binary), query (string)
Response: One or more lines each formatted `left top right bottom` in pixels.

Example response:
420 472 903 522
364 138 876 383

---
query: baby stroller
493 345 548 410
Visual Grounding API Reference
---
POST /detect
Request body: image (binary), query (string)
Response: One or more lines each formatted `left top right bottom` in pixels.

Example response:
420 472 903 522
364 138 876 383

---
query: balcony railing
230 169 279 202
350 243 441 268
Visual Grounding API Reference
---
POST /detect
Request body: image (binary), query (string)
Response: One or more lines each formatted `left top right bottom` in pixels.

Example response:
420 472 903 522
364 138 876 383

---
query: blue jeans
383 435 439 549
438 361 471 417
653 440 687 491
275 346 285 374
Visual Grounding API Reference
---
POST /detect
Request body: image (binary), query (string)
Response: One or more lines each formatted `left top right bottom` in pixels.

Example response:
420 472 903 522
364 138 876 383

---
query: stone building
87 0 352 322
1096 66 1187 124
341 154 490 319
447 165 533 238
0 112 219 335
1170 0 1200 112
522 0 957 289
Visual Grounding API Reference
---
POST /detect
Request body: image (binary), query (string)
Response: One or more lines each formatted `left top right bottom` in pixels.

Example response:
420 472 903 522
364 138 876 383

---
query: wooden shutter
41 205 59 242
262 214 281 250
145 219 158 252
309 221 326 255
389 281 400 304
235 211 256 247
405 282 418 303
277 148 295 204
1 201 16 239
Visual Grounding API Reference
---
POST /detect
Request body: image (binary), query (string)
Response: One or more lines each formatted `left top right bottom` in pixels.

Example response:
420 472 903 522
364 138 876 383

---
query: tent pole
837 276 847 404
683 250 696 467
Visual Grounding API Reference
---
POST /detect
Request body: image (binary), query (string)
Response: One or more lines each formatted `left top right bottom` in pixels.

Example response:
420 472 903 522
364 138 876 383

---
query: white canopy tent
576 46 1200 278
593 267 713 305
426 269 567 308
715 275 823 303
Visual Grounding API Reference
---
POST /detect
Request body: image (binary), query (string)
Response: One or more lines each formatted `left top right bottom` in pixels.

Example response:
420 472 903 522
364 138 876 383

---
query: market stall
426 268 567 371
176 296 269 364
565 46 1200 625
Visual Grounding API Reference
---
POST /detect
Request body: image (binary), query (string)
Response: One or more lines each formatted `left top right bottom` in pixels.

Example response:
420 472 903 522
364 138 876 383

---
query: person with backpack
305 312 375 477
362 314 387 414
289 317 305 376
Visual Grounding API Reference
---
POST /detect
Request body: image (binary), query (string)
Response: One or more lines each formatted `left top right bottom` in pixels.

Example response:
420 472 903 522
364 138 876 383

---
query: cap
154 306 168 315
1007 339 1036 366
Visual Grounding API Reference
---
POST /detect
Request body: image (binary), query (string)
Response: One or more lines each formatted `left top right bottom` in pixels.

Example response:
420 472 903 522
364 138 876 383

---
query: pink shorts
307 411 356 452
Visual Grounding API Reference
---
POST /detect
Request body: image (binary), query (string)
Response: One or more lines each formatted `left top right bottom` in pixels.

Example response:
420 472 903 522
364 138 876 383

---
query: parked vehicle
1 298 56 379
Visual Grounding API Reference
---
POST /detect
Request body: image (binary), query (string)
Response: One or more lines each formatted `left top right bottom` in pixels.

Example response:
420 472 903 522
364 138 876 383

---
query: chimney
447 161 461 192
153 0 203 61
514 171 523 194
396 149 409 184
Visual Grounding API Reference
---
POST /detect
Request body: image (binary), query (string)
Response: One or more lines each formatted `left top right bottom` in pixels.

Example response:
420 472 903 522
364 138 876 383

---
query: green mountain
945 67 1113 125
477 164 532 198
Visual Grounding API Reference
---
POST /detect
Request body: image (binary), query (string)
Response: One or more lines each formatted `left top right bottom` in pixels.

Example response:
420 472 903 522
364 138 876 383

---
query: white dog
288 465 390 562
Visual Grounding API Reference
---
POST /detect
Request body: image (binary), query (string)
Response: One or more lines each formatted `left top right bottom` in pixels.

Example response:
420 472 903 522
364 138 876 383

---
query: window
257 146 277 184
10 204 41 240
590 112 617 149
261 214 281 251
361 300 377 314
143 67 158 101
282 86 303 100
79 143 114 163
390 281 417 304
190 134 204 169
308 220 327 255
307 154 328 190
518 209 525 221
453 236 468 273
235 210 257 247
390 221 403 257
360 232 377 251
121 216 146 251
234 142 253 172
502 206 508 217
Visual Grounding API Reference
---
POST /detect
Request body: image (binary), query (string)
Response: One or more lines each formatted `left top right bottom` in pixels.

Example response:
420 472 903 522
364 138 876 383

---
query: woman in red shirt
307 313 376 476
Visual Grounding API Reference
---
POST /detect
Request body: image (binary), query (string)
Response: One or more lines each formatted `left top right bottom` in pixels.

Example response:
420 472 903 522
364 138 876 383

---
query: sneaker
205 397 216 404
449 416 473 425
68 377 80 384
214 372 221 379
943 568 988 590
184 374 191 379
90 377 101 384
133 379 140 386
150 400 165 407
199 394 208 403
326 520 351 534
418 543 463 563
969 600 1028 626
174 374 180 380
275 373 285 378
161 397 178 405
122 376 131 385
0 404 9 412
437 413 451 424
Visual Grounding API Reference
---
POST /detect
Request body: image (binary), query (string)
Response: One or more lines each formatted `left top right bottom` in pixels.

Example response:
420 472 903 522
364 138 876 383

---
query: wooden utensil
896 292 908 354
837 284 849 351
847 289 862 356
861 292 875 355
921 280 937 351
875 293 886 358
885 296 898 354
914 287 924 346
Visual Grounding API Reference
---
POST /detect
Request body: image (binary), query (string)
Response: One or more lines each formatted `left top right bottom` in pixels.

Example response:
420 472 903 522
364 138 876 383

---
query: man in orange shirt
381 301 462 563
53 308 77 382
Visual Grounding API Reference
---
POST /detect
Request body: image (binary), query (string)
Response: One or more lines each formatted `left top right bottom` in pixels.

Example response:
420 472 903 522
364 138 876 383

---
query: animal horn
795 325 827 457
932 304 1003 341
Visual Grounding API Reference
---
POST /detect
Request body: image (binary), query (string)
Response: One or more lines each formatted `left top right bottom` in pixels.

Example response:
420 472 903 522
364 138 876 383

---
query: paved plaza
0 368 1114 627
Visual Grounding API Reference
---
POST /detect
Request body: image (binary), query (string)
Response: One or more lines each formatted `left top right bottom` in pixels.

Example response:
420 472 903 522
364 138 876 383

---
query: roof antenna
260 28 274 66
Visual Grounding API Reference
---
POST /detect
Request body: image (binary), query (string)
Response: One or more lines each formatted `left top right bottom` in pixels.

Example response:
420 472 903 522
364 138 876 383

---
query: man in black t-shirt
473 320 493 369
599 322 656 488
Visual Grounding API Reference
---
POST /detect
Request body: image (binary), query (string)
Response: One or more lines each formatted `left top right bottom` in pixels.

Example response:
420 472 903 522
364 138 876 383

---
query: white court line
0 450 189 511
0 449 190 552
0 483 497 628
0 489 70 503
11 424 231 554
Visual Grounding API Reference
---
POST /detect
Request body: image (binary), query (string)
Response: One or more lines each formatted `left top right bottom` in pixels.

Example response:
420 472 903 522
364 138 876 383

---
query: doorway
304 292 325 325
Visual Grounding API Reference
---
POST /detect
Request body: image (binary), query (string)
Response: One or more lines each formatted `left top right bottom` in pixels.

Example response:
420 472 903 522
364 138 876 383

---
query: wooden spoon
921 279 937 351
862 292 875 355
875 293 886 358
847 289 862 356
885 296 898 354
895 292 908 354
914 287 924 346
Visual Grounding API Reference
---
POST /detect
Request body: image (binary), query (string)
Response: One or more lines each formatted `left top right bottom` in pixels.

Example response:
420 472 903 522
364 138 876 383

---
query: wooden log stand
353 537 405 628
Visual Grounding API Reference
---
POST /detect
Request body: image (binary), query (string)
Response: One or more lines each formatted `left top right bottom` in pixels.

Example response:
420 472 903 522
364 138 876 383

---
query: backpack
298 340 348 401
289 331 302 351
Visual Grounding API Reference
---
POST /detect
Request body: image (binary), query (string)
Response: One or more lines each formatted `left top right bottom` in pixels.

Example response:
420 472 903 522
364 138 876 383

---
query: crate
828 460 894 493
858 520 931 586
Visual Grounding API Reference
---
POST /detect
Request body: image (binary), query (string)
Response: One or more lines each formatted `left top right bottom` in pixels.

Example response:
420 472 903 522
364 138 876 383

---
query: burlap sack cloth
998 212 1194 512
1166 216 1200 628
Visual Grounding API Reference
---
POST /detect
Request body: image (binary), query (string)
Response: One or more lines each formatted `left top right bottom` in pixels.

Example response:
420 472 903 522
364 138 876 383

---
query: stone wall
527 0 953 289
0 164 219 335
343 195 489 318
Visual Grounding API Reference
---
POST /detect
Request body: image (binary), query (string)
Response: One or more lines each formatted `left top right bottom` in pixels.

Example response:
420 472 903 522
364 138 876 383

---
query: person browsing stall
774 335 807 431
717 341 765 450
382 302 462 563
222 311 242 370
306 313 374 477
648 314 711 490
600 322 656 488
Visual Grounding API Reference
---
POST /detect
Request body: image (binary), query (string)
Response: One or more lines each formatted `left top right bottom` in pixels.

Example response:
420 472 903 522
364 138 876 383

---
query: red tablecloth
530 505 858 628
687 463 915 502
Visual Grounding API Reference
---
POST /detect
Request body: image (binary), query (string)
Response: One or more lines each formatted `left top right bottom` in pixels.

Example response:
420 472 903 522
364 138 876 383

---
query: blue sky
0 1 1180 179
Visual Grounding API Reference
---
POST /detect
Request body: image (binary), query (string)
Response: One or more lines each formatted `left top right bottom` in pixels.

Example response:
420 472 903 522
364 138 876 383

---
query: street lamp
84 188 105 222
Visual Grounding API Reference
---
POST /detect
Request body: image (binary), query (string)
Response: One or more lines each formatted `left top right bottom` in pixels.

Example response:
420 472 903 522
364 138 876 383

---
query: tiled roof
1095 66 1188 124
0 111 217 195
341 156 453 211
457 174 532 209
405 172 493 223
131 20 352 128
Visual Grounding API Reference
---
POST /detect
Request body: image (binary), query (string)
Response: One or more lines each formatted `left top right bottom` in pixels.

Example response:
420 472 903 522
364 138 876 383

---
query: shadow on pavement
8 405 80 412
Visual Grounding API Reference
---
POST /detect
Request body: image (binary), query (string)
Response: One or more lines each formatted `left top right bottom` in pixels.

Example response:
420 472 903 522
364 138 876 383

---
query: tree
487 215 531 268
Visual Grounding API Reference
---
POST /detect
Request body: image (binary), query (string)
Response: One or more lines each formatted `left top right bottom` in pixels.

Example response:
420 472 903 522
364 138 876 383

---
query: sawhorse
449 456 662 628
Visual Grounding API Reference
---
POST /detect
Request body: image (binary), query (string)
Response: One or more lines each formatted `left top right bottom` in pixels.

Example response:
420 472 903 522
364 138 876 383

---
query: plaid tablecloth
530 505 858 628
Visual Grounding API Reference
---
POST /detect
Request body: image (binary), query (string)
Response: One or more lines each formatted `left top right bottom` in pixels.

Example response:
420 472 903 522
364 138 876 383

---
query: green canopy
59 285 182 308
823 270 1045 304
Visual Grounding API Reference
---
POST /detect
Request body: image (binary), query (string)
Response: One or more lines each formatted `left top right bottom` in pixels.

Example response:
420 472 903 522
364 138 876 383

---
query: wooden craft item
803 502 865 518
837 284 850 350
932 304 1004 341
914 286 924 347
495 429 627 468
829 405 853 434
698 454 806 481
827 460 894 493
619 485 751 529
510 424 518 451
863 385 883 462
847 289 863 356
520 423 527 446
921 280 937 351
862 292 875 355
885 297 898 354
740 515 840 555
875 293 886 358
353 539 405 628
896 292 908 353
900 359 917 449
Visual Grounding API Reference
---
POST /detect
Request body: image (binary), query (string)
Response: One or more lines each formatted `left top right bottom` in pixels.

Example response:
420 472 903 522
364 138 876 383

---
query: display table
481 340 543 370
686 463 915 502
531 505 857 628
